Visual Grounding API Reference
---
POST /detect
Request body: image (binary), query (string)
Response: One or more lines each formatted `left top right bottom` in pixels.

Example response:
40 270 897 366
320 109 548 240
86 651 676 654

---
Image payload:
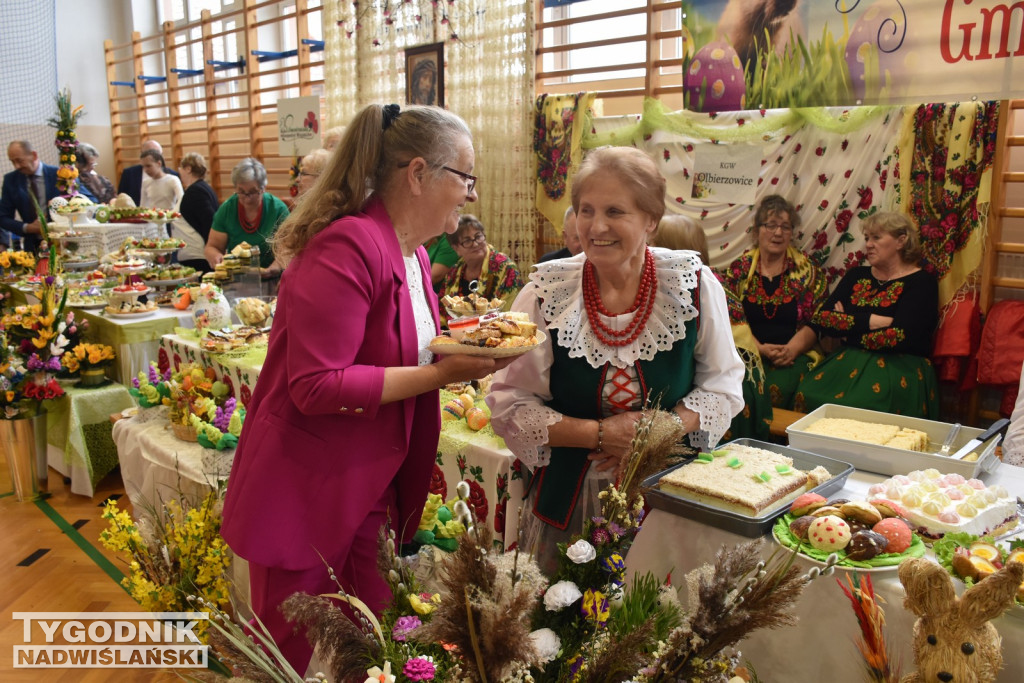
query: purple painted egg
685 40 745 113
844 0 911 101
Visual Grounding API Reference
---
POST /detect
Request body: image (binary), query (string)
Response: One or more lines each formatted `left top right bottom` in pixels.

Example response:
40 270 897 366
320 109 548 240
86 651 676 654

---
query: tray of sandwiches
786 404 1002 479
641 438 854 538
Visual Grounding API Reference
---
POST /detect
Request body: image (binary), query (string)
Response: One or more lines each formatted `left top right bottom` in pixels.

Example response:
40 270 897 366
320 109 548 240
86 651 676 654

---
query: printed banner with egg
683 0 1023 109
689 143 760 205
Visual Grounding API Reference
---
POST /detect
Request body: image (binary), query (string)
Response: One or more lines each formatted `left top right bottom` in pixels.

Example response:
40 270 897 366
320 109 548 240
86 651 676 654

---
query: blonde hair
300 149 331 177
653 214 709 264
179 152 207 179
571 146 666 224
273 104 472 259
323 126 346 151
862 211 922 264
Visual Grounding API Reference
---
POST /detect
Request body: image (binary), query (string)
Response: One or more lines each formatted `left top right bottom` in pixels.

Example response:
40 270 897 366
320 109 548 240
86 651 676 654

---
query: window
537 0 688 115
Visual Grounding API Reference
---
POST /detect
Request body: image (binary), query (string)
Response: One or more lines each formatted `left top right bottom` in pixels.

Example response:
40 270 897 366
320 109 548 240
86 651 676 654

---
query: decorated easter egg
465 407 489 431
685 41 745 113
192 285 232 331
844 0 912 101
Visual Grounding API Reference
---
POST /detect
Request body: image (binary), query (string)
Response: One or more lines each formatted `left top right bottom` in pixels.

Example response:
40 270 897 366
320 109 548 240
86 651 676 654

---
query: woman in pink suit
220 103 507 673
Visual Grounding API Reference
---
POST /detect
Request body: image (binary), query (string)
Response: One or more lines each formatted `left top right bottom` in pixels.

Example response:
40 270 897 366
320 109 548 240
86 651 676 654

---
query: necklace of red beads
582 248 658 347
237 199 264 234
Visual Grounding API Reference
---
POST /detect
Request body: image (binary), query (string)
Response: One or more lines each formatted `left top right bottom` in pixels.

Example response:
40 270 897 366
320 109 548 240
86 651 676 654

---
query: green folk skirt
793 347 940 419
728 353 817 441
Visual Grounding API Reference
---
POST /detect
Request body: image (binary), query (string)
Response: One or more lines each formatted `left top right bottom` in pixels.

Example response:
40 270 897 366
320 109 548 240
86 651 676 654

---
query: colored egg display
844 0 912 101
685 40 745 113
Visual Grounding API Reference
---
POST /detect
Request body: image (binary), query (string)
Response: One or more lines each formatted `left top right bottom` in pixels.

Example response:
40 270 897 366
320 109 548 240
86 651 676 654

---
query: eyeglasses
760 223 793 233
397 161 477 194
237 188 263 198
441 166 477 194
459 233 486 248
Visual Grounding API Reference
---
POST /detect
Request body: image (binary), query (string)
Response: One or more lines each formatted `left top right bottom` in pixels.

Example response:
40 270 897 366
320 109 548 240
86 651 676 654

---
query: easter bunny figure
898 557 1023 683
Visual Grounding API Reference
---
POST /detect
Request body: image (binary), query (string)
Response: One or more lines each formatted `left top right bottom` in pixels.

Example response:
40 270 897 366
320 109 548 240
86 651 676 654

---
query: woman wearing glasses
794 211 939 418
220 104 511 674
438 213 524 326
204 157 290 275
720 195 829 438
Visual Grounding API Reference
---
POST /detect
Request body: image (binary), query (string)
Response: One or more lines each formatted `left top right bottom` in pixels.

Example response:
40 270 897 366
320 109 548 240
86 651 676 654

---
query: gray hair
231 157 267 188
76 143 99 160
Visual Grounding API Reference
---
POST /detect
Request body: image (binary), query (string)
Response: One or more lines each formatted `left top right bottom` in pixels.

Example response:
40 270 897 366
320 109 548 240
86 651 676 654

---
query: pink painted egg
685 41 745 113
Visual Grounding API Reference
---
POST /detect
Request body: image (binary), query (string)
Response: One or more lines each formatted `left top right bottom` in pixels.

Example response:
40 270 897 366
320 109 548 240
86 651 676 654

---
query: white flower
566 539 596 564
543 580 582 611
528 628 561 664
364 661 395 683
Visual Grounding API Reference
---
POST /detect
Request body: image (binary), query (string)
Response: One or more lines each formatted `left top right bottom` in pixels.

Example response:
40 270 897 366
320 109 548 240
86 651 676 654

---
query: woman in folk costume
487 146 744 572
795 211 939 418
719 195 830 438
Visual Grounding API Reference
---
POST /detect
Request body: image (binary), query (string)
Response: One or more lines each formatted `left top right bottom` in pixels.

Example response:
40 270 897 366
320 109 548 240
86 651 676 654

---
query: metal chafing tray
786 404 1002 478
641 438 854 538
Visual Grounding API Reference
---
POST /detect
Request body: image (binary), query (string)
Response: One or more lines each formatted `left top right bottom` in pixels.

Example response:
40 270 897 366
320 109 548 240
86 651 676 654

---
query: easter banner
690 143 760 205
682 0 1023 109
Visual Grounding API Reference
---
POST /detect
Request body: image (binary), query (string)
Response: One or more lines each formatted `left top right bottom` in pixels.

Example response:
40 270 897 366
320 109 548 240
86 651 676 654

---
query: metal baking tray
641 438 854 538
786 404 1001 478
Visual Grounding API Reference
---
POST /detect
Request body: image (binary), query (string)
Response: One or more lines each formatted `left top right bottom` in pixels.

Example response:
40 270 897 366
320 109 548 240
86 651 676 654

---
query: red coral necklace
582 248 657 347
237 200 263 234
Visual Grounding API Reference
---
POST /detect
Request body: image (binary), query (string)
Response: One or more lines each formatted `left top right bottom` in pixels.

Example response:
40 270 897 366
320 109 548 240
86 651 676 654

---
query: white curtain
322 1 537 263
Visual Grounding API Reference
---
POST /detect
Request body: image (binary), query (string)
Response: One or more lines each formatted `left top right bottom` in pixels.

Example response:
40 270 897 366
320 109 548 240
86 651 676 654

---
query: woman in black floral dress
794 211 939 418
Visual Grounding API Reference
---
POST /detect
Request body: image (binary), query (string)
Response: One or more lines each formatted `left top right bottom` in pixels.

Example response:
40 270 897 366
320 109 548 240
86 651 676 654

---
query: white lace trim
681 389 732 450
502 404 562 470
531 248 701 368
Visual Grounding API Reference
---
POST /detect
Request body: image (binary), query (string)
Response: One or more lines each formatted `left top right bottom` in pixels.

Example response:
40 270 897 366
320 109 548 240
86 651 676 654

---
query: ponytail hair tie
382 104 401 131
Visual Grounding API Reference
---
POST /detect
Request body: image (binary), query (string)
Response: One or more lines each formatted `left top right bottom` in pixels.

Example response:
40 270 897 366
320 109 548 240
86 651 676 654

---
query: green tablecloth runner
46 382 136 496
79 309 183 346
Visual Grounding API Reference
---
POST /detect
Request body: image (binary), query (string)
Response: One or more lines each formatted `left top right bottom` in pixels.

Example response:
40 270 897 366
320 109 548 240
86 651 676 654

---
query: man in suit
117 140 179 206
1 140 63 251
538 205 581 263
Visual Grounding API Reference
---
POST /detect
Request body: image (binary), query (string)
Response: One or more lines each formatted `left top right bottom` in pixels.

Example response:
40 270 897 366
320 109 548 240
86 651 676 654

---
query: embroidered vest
534 315 698 529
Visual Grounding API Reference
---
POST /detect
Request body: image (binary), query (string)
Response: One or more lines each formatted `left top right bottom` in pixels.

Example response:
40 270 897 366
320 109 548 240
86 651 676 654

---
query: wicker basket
171 422 199 442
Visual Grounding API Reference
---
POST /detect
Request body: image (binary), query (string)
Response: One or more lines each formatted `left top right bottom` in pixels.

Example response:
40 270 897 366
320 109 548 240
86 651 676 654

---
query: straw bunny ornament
898 557 1023 683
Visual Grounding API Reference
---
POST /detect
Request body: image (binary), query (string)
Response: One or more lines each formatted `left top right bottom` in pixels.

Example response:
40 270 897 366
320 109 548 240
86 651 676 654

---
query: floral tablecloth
45 382 137 497
159 332 265 406
434 390 526 550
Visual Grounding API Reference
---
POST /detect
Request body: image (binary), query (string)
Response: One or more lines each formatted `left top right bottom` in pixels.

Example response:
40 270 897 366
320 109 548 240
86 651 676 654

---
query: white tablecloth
52 219 166 257
625 463 1024 682
112 408 234 505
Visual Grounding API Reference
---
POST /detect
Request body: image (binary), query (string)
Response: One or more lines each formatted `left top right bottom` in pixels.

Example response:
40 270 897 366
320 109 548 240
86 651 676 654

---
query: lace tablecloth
625 463 1024 682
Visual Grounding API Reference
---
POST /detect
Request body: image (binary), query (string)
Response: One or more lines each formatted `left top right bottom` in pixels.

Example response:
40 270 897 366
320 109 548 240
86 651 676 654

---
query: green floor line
34 497 128 590
0 491 13 499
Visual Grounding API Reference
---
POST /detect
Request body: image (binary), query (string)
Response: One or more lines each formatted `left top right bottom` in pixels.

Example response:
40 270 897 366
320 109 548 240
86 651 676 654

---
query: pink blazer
221 197 441 570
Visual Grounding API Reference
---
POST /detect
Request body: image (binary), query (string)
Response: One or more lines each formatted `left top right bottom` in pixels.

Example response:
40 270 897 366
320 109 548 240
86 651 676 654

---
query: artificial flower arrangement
99 484 231 642
413 492 469 552
60 342 115 374
129 361 173 407
47 87 85 196
189 406 839 683
0 270 86 418
0 250 37 280
162 362 244 449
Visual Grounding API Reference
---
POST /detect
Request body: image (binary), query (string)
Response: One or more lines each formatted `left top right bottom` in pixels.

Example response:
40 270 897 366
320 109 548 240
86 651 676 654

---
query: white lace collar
531 247 701 368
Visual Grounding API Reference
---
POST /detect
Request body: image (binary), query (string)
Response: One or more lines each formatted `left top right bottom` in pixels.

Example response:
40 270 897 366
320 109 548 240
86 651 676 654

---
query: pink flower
391 615 421 642
403 656 436 681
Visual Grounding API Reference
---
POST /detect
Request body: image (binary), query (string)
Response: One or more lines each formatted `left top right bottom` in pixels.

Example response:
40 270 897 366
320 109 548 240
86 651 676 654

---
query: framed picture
405 42 444 107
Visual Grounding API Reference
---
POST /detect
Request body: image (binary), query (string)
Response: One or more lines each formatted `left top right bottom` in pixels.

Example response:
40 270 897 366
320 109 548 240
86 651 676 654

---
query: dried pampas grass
281 593 380 681
414 525 546 681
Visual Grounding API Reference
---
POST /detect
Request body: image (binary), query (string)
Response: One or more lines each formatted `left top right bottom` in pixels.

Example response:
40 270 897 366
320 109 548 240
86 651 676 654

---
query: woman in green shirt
205 158 289 275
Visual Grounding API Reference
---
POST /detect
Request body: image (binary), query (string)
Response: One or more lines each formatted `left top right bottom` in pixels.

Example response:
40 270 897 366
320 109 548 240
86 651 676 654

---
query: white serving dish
786 404 1001 478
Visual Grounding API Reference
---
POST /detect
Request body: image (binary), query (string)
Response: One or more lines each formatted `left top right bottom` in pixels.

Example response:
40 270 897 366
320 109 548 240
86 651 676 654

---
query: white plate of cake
644 439 854 537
